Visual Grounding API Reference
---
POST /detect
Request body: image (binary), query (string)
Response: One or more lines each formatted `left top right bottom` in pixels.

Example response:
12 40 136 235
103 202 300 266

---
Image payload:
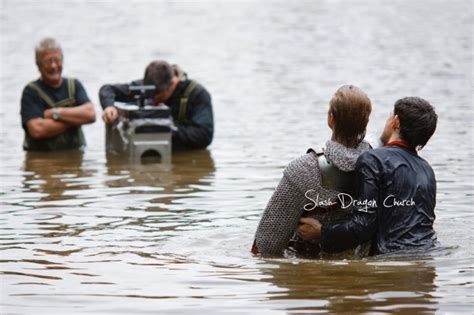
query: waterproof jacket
99 78 213 150
320 145 437 255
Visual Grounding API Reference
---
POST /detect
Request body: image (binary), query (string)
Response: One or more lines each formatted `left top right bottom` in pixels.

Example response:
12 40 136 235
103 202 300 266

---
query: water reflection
262 258 438 313
104 149 215 192
22 151 90 202
99 150 217 239
1 0 472 313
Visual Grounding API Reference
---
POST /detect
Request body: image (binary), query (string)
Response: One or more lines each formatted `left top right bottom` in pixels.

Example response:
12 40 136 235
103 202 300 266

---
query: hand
102 106 118 124
298 217 322 241
43 108 53 119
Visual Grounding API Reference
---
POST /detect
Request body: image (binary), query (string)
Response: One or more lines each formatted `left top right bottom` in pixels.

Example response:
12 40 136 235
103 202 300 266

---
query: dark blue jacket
320 145 437 255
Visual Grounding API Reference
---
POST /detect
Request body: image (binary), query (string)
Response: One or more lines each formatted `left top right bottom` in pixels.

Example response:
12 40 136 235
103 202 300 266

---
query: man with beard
298 97 438 255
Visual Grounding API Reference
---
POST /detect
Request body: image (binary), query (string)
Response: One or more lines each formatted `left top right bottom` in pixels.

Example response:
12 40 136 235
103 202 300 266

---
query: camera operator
99 60 213 150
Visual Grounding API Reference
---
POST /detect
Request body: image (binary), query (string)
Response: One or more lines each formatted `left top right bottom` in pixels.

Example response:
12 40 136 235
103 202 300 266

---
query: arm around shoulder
319 151 381 253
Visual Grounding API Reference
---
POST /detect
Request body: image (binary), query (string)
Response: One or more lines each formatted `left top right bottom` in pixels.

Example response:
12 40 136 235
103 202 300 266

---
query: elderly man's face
38 49 63 88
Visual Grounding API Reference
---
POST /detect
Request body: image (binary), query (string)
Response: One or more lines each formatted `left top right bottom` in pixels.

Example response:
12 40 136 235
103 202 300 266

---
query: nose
49 61 58 70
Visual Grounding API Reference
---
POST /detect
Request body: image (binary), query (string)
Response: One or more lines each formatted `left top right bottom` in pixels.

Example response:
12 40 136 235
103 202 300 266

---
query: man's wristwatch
52 109 61 121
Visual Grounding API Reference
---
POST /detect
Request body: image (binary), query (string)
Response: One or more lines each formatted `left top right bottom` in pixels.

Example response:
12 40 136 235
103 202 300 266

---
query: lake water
1 0 473 313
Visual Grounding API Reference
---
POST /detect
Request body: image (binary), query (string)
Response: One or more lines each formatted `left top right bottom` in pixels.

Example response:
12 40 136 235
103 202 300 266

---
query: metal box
106 103 173 163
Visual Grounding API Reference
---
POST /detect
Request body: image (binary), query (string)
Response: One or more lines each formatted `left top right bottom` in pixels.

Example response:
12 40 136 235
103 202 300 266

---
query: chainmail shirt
254 140 371 257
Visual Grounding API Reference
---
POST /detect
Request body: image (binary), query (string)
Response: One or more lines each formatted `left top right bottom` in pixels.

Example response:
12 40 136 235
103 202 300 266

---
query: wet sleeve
320 152 380 253
254 173 306 257
98 79 143 109
74 79 91 105
20 86 45 127
173 87 214 149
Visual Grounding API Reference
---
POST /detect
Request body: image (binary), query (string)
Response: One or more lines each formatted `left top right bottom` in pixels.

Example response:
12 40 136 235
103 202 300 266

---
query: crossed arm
26 102 96 139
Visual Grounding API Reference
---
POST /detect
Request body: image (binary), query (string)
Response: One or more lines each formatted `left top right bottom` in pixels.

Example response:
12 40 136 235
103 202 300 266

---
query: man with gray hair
99 60 214 150
20 37 96 151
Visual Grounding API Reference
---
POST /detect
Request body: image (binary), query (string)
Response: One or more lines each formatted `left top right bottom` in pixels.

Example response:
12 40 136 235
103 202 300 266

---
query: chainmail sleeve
254 152 337 257
254 173 305 257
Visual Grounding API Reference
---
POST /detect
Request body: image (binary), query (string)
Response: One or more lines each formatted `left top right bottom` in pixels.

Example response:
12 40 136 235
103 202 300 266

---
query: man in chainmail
252 85 372 258
299 97 438 256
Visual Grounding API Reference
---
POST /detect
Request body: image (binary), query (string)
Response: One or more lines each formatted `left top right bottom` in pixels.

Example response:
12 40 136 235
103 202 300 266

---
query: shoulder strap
28 79 77 108
307 147 325 156
178 80 198 123
317 151 356 194
27 81 55 108
67 78 76 98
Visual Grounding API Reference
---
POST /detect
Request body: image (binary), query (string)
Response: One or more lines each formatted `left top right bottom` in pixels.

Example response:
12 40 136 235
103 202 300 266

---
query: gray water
1 0 473 314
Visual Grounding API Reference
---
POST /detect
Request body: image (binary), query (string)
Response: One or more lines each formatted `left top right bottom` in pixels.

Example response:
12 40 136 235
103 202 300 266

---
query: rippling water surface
1 0 473 313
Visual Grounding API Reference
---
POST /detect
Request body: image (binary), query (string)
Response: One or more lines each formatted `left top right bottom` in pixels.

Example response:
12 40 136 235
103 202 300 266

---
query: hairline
35 38 63 65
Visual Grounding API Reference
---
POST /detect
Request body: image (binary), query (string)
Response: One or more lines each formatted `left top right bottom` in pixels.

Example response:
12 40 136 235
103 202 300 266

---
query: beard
380 128 391 145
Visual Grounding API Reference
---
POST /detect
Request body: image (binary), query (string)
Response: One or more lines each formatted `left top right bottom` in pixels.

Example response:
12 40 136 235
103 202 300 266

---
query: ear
327 112 335 129
391 114 400 130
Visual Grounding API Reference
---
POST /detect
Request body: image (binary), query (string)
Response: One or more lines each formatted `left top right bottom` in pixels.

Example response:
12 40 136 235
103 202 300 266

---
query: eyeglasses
41 57 63 66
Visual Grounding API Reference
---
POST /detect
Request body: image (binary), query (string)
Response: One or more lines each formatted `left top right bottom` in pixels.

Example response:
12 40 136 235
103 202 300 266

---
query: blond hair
329 85 372 148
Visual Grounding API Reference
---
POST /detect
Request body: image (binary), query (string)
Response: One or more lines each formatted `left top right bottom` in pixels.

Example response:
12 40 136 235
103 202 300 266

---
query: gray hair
35 37 62 65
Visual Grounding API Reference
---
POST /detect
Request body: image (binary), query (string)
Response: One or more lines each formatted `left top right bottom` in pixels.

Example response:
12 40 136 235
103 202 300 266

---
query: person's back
300 96 439 256
254 141 371 257
253 85 372 257
350 145 437 254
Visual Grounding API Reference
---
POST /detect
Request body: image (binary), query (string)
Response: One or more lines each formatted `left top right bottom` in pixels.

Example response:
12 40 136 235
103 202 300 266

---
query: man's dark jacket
99 79 213 150
320 145 437 255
